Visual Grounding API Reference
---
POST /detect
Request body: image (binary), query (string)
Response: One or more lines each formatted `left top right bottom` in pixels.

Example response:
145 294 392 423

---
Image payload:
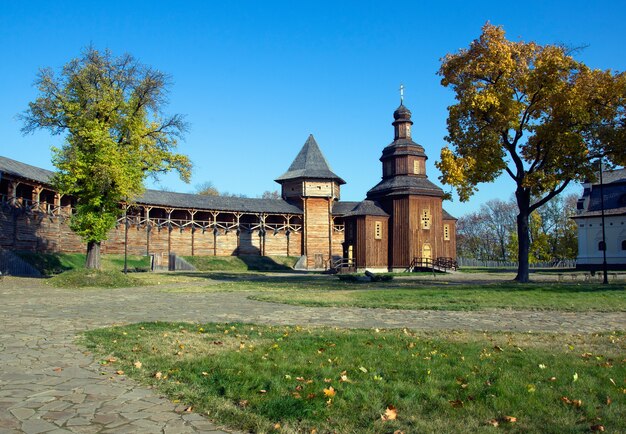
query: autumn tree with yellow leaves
437 23 626 282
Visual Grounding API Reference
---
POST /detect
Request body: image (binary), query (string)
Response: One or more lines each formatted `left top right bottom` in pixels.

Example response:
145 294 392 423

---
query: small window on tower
444 224 450 240
374 221 382 240
421 208 431 230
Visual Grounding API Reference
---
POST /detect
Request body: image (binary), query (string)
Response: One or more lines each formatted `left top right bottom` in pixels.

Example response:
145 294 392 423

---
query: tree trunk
85 241 101 269
515 189 531 283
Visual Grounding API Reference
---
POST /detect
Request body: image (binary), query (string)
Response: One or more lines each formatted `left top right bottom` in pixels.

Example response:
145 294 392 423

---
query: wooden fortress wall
0 206 307 260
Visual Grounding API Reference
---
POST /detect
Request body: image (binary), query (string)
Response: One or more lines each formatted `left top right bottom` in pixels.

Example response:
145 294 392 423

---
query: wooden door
422 243 431 260
314 253 324 268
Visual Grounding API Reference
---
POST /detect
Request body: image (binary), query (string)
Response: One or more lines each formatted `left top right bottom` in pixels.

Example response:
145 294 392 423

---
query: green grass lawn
132 272 626 312
183 255 299 272
248 281 626 312
83 322 626 433
16 252 151 275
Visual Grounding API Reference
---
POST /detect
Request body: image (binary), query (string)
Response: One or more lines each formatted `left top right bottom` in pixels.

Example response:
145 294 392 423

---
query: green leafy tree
537 193 579 261
508 212 551 263
22 47 191 269
436 23 626 282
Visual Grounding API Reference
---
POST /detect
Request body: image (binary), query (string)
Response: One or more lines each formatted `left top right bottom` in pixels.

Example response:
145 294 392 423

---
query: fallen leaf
307 393 316 399
115 370 124 375
449 399 463 408
324 378 332 383
573 372 579 382
561 396 572 404
549 377 557 382
590 425 605 432
606 396 612 406
184 406 193 412
237 400 248 408
572 399 582 408
154 371 163 379
133 361 142 369
323 386 336 398
381 405 397 421
538 364 546 369
53 367 63 373
273 423 281 430
527 384 536 393
493 345 503 352
488 419 499 427
503 416 517 423
359 366 368 373
259 389 267 394
202 372 208 376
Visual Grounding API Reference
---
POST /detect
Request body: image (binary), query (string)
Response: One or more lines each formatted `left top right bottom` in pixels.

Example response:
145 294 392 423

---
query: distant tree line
195 182 280 199
457 195 578 264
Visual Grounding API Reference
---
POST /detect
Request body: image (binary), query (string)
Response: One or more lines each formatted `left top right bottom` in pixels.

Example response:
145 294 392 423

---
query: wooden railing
409 257 458 272
329 257 357 273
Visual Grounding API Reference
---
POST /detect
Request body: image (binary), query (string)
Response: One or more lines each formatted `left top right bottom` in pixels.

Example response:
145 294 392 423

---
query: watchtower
275 135 345 268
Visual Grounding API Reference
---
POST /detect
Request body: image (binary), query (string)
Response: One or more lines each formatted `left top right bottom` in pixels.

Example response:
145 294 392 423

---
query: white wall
576 214 626 265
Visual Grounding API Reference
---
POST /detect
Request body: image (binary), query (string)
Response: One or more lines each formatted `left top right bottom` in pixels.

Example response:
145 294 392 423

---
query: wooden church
0 102 456 271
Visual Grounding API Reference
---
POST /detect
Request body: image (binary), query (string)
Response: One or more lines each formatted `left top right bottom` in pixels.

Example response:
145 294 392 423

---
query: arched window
598 241 606 251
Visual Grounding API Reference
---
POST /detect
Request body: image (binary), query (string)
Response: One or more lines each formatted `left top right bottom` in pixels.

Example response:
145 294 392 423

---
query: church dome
393 103 412 121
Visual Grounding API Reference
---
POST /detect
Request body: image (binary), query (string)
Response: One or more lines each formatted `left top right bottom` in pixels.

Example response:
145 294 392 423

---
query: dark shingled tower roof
275 135 345 184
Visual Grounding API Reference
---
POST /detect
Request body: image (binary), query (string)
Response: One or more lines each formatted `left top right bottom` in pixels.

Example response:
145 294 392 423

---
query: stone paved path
1 276 625 433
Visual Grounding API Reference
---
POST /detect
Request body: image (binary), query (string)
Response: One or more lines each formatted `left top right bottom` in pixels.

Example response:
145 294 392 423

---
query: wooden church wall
364 216 388 268
409 195 444 261
442 219 456 259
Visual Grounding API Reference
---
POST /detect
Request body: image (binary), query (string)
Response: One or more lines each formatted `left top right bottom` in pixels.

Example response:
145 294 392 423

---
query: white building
572 168 626 270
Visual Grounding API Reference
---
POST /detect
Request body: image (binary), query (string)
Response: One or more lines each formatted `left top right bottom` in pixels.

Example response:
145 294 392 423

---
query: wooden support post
165 208 173 257
144 206 152 256
32 186 43 212
8 181 18 207
211 211 220 256
259 214 267 256
190 209 197 256
235 213 242 256
53 193 61 216
286 214 291 257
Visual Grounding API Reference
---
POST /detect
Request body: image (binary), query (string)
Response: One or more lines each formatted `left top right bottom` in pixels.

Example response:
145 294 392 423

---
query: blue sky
1 0 624 217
